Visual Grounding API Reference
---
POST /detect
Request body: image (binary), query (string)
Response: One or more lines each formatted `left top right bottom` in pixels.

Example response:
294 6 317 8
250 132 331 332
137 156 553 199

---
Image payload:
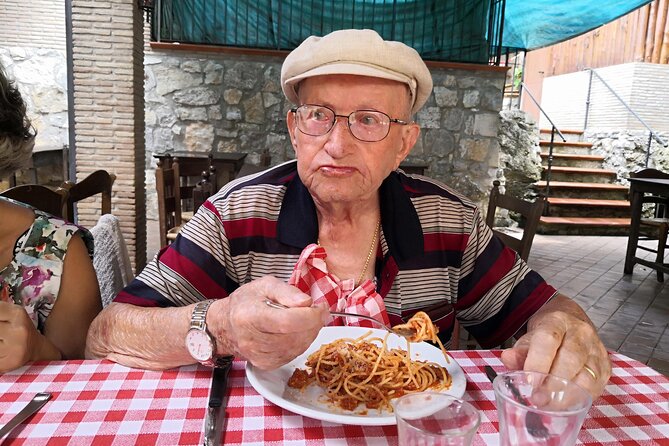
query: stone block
473 113 500 137
224 89 242 104
463 90 480 108
417 107 441 129
173 87 220 106
434 87 458 107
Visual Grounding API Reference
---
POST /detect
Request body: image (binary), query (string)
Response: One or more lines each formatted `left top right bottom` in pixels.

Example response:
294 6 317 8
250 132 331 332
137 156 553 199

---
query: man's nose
324 116 356 155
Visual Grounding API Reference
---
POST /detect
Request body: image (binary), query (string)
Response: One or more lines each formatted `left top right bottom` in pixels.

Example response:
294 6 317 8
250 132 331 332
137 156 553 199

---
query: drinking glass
493 370 592 446
393 392 481 446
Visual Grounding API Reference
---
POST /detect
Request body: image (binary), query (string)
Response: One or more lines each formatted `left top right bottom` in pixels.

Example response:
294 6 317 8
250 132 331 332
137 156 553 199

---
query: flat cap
281 29 433 115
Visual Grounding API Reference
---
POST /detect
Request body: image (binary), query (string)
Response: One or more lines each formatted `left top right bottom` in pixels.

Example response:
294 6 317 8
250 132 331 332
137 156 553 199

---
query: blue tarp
503 0 653 50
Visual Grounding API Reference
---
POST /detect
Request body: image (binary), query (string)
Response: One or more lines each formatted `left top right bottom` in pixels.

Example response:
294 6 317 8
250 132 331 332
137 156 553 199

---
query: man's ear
286 109 298 150
393 122 420 169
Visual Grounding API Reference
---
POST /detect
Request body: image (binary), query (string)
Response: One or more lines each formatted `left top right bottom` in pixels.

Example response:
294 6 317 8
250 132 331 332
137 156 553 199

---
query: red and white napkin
289 243 389 327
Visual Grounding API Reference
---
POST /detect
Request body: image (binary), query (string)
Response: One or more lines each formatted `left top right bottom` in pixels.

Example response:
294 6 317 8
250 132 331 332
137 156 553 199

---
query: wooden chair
61 170 116 222
156 158 183 247
485 180 546 262
235 149 271 179
629 168 669 282
0 184 68 217
454 180 546 349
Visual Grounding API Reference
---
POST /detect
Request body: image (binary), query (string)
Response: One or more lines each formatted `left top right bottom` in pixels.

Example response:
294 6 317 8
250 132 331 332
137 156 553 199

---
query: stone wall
144 46 506 206
0 47 69 155
587 129 669 182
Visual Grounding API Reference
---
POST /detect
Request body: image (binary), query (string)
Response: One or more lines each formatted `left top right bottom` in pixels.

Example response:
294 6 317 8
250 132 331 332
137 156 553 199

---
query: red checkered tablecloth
1 351 668 445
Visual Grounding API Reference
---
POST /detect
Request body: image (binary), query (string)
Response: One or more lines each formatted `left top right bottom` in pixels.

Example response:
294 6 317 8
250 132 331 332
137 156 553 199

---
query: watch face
185 329 214 362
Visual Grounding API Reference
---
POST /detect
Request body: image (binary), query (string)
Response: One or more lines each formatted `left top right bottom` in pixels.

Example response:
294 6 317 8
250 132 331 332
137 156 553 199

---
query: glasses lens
349 110 391 142
296 105 334 136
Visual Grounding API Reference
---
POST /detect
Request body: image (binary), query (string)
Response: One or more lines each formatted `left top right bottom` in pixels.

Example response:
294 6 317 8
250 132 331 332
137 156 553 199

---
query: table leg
624 188 642 274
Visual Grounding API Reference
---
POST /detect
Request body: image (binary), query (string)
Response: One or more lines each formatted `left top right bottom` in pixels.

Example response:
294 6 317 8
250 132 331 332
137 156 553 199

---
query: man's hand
0 302 42 372
500 294 611 399
208 276 328 370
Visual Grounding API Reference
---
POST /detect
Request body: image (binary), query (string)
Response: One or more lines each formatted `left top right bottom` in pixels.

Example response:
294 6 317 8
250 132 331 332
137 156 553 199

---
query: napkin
289 243 389 327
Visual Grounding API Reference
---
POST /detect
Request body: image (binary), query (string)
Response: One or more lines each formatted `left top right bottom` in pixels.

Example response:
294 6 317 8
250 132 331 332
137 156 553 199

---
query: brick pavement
528 234 669 377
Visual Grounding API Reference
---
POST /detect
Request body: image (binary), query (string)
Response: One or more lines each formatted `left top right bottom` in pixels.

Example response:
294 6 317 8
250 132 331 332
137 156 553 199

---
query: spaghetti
287 313 452 412
392 311 450 363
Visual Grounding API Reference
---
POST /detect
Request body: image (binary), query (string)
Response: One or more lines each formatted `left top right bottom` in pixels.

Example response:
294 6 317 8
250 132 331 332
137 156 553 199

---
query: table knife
0 392 52 440
203 358 233 446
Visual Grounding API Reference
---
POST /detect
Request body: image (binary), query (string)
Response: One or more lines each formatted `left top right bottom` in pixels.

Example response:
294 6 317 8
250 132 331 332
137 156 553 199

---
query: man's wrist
206 298 235 357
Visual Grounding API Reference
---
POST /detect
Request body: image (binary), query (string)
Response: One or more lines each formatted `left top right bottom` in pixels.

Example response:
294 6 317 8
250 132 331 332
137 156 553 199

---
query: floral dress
0 197 94 332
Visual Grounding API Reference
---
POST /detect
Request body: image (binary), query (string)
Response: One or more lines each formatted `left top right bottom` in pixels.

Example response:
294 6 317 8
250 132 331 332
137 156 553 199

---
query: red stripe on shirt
223 218 277 239
423 232 468 252
114 291 162 307
160 248 229 299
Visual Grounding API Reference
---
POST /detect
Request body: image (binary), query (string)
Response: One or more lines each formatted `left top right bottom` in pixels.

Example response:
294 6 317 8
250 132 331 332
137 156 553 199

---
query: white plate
246 326 466 426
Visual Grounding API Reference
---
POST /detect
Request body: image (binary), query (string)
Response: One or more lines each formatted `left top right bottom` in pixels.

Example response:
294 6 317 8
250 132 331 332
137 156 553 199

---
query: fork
484 366 550 439
264 299 416 339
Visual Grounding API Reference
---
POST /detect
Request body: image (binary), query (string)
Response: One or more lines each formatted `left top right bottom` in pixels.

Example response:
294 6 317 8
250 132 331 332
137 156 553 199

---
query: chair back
630 168 669 180
235 149 272 179
485 180 546 261
156 159 182 247
61 170 116 222
90 214 134 307
0 184 68 218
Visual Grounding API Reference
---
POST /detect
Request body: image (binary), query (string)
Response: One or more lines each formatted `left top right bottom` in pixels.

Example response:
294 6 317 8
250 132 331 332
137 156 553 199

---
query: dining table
1 350 668 445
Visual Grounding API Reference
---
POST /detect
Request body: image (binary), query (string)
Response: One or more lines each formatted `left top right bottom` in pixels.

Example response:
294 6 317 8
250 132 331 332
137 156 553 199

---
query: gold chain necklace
318 216 381 286
356 217 380 286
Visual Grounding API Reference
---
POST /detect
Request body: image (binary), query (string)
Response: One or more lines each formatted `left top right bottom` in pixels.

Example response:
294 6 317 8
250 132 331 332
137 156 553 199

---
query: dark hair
0 65 36 178
0 65 35 140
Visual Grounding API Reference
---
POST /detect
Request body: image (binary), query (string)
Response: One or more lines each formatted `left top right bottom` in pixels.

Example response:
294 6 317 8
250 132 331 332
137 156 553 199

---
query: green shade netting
156 0 652 61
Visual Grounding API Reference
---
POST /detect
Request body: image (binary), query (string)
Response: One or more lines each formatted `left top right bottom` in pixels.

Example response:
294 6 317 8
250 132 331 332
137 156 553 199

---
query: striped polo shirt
116 160 556 348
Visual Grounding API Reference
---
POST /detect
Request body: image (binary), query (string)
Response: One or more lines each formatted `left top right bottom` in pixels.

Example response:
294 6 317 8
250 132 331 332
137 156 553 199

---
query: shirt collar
277 168 424 262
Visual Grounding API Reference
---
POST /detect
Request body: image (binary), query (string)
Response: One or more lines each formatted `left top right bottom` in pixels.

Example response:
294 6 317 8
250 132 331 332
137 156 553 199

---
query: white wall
539 63 669 133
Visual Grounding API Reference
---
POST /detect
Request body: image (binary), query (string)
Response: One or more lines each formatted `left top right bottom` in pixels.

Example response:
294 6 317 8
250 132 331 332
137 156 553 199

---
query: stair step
535 181 628 190
540 128 584 135
544 166 617 176
540 153 605 161
547 197 630 207
539 141 593 148
540 216 630 226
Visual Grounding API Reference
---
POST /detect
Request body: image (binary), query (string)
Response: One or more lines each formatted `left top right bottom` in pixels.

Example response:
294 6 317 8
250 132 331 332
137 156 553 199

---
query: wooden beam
645 0 659 62
660 0 669 63
652 0 668 63
634 4 650 61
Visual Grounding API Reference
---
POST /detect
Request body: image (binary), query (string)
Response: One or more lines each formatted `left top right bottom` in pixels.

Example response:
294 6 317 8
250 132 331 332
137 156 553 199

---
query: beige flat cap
281 29 433 115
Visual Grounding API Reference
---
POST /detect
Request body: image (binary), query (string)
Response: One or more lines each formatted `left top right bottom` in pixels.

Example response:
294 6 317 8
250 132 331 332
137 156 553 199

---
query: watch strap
190 299 215 331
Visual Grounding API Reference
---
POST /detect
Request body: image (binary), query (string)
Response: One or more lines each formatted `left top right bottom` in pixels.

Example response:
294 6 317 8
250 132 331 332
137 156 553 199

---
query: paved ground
527 234 669 377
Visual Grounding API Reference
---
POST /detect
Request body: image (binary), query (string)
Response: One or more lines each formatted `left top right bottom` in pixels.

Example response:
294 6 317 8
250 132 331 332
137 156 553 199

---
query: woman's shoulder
0 199 93 260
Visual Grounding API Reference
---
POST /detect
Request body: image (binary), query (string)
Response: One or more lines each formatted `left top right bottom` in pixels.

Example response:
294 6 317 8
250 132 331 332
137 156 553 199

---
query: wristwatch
185 299 219 367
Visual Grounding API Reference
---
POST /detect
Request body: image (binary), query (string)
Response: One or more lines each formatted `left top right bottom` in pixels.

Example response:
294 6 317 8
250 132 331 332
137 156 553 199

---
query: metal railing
584 68 668 167
150 0 506 65
518 81 566 213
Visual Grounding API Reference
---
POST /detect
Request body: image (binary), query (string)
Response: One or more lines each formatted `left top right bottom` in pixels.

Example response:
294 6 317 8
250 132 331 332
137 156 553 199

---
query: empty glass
393 392 481 446
493 370 592 446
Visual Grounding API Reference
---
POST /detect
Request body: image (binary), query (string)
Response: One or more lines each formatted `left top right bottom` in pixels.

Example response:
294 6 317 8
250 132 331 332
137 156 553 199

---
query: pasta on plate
287 312 452 412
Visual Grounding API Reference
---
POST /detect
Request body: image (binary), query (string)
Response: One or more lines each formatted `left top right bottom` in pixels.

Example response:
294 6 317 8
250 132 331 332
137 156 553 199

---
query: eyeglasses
290 104 408 142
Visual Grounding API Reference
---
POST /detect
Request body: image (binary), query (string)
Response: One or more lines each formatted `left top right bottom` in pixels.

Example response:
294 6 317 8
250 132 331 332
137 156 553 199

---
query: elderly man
86 29 611 398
